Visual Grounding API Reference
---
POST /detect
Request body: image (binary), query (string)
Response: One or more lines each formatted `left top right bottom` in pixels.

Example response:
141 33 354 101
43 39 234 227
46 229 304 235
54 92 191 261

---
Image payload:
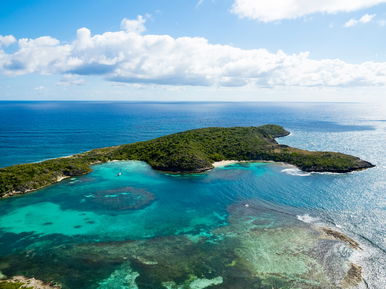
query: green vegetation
0 281 32 289
0 125 374 197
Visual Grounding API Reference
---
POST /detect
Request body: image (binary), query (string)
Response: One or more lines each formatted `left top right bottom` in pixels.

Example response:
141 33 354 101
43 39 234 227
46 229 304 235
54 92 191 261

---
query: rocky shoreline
0 276 61 289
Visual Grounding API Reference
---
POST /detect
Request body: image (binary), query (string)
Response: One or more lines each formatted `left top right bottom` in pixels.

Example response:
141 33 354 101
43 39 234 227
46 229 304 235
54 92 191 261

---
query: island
0 125 374 198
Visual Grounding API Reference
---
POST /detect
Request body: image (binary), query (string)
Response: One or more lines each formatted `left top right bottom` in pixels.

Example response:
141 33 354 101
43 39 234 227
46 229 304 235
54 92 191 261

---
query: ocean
0 101 384 289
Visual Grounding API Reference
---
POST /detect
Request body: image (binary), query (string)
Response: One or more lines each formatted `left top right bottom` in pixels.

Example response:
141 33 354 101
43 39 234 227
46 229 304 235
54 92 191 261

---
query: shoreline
212 160 358 176
0 125 374 198
1 158 366 199
0 175 71 199
0 276 61 289
212 160 248 167
212 159 309 171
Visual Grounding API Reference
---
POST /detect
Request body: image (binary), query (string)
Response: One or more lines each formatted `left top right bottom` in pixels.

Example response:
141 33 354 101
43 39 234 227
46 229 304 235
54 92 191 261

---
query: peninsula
0 125 374 197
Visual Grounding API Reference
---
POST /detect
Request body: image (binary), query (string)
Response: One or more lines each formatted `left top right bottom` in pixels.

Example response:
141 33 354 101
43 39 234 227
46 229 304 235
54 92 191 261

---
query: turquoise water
0 102 385 288
0 160 384 288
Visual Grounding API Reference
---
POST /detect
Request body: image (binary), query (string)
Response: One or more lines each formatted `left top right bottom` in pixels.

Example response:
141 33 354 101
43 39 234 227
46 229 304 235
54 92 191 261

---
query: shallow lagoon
0 160 378 288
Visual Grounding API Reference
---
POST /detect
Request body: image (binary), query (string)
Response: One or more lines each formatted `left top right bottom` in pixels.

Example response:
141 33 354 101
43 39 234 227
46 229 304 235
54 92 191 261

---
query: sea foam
281 167 311 177
296 214 320 224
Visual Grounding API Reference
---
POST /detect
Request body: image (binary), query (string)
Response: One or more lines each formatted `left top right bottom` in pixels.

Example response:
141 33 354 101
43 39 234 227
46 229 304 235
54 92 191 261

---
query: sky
1 0 386 102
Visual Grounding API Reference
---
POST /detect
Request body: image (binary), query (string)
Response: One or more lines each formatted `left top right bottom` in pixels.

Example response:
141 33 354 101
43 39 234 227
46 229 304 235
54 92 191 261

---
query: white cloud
344 18 359 27
344 13 375 27
120 15 147 34
0 36 71 75
1 17 386 88
0 35 16 47
359 13 376 23
231 0 386 22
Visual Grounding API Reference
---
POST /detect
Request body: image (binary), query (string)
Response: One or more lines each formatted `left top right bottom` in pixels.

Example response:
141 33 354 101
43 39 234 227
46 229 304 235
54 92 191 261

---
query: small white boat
117 172 122 176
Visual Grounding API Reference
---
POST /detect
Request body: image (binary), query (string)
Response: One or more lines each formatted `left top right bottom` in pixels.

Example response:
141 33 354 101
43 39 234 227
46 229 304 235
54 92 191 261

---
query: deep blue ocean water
0 101 385 289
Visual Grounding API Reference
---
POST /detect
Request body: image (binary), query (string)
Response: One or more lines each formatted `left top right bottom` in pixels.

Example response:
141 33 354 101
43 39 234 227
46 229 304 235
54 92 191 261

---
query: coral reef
85 187 155 211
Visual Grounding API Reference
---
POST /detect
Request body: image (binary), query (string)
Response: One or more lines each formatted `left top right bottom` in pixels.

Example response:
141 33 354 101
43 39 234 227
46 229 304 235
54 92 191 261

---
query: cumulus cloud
120 15 147 33
231 0 386 22
1 17 386 88
0 35 16 47
344 19 359 27
360 13 376 23
0 36 71 75
344 13 375 27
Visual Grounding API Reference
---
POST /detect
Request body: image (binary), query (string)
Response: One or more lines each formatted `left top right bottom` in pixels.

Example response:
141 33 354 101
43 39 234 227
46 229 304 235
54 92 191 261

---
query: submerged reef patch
162 276 223 289
341 263 362 288
85 187 155 211
321 228 362 250
96 263 139 289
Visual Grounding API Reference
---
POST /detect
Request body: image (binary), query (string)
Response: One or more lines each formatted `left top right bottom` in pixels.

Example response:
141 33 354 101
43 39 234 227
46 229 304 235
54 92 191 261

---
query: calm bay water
0 101 385 288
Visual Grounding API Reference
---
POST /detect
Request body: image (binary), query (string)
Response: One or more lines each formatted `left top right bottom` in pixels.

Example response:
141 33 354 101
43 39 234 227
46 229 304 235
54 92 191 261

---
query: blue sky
1 0 386 101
